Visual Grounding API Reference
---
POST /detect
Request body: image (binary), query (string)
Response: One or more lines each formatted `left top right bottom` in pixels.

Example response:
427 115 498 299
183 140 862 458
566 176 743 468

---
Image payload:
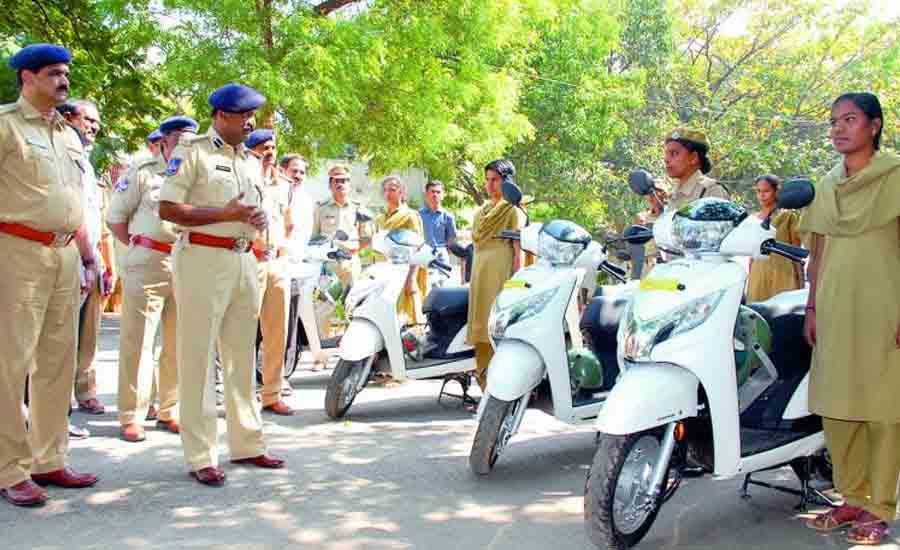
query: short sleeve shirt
107 155 177 243
0 96 84 232
158 127 262 239
312 198 372 243
666 170 728 212
419 207 457 247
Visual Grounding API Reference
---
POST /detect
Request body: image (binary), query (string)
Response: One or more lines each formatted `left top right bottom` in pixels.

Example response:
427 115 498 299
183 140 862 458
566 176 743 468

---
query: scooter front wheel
584 430 669 550
324 356 373 419
469 395 520 476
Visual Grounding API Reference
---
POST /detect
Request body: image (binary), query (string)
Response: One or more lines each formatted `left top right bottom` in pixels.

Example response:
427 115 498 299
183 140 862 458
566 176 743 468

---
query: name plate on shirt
215 165 232 172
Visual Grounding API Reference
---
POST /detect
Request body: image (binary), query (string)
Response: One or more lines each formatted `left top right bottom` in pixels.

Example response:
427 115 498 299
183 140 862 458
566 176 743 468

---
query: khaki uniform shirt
0 96 84 232
159 127 262 239
666 170 728 212
107 155 177 243
254 172 290 256
312 197 372 246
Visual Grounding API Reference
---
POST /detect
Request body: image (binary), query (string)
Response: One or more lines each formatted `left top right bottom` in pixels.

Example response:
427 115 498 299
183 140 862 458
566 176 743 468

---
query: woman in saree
745 175 804 302
802 93 900 545
375 176 427 325
466 159 524 391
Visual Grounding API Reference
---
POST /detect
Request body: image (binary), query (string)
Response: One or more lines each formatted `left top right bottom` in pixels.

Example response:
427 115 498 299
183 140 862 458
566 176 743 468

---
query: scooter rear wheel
324 357 372 419
584 430 669 549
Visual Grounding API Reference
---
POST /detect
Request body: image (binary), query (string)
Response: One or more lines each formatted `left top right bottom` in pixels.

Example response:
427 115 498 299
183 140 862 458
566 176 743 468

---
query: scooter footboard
487 340 545 402
595 364 699 435
339 319 384 361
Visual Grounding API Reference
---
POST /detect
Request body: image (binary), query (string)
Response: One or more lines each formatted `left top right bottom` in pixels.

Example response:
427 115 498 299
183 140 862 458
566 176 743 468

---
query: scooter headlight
489 287 559 340
619 289 726 361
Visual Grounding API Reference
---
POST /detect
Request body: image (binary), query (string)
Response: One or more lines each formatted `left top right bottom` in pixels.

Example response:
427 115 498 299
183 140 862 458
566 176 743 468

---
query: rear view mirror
501 178 523 207
623 224 653 245
333 229 350 242
628 169 656 196
777 178 815 210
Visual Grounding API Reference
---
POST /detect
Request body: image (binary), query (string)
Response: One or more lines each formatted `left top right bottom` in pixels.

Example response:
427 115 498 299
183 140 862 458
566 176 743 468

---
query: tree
1 0 174 165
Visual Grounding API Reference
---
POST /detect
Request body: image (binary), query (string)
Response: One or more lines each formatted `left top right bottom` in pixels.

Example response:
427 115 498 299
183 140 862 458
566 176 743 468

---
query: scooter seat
423 286 469 317
580 294 630 391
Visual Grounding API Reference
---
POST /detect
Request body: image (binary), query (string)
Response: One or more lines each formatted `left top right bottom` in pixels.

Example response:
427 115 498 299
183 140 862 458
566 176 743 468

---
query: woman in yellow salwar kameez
466 159 524 390
802 93 900 546
746 175 804 302
375 176 428 326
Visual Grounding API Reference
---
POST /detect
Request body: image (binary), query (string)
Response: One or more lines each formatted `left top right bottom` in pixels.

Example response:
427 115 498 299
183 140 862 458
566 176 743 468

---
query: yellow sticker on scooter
640 278 682 292
503 280 529 289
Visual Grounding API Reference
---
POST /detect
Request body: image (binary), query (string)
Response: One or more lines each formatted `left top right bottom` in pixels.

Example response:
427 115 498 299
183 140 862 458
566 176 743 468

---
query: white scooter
584 177 833 550
469 183 641 475
253 232 351 382
325 229 475 418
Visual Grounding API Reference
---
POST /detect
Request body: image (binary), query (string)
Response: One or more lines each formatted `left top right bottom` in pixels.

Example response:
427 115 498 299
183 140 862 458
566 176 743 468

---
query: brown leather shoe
1 480 47 507
189 467 226 486
231 454 285 469
77 398 106 415
121 423 146 443
145 405 158 421
262 400 295 416
31 467 98 489
156 419 180 434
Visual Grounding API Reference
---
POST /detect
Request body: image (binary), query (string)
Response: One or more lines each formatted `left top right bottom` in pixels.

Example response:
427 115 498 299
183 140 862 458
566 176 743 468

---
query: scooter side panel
735 432 824 476
782 371 811 419
339 319 385 361
487 340 545 402
594 364 698 435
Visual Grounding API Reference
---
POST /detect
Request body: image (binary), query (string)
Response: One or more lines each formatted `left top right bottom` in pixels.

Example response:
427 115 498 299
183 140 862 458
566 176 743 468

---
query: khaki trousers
0 234 79 488
823 417 900 521
474 343 494 391
75 281 102 401
173 242 265 470
257 262 289 407
117 257 177 426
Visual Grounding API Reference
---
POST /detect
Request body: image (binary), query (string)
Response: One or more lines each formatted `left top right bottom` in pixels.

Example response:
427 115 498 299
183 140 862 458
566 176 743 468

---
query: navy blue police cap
9 43 72 72
147 129 163 143
208 84 265 114
159 116 199 135
244 129 274 149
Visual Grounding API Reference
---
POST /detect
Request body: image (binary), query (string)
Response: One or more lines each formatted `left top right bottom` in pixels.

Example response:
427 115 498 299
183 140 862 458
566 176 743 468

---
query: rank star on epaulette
166 158 183 176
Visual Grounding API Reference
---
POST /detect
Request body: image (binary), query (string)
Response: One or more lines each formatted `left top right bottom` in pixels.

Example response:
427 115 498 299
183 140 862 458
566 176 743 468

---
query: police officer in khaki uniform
244 129 294 416
662 127 728 212
159 84 284 486
107 116 199 442
0 44 98 508
312 164 371 288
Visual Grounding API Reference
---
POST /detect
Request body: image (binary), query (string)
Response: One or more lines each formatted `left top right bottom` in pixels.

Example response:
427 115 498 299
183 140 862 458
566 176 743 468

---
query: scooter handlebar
761 239 808 262
600 261 627 283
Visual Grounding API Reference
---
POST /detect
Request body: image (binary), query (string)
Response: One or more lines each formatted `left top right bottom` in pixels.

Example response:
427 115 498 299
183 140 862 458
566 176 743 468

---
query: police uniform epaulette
136 156 159 170
0 103 19 116
316 198 331 207
179 133 208 147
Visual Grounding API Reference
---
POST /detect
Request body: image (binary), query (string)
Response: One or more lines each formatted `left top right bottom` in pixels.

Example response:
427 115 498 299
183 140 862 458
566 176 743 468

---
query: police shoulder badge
114 178 129 193
165 158 183 176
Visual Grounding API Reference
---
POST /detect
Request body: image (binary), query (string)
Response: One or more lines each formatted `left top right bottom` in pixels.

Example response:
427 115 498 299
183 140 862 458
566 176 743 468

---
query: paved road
2 316 898 549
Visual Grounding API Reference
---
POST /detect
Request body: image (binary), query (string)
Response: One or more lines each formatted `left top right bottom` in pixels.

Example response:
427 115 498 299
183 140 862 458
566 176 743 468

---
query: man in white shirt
279 154 327 369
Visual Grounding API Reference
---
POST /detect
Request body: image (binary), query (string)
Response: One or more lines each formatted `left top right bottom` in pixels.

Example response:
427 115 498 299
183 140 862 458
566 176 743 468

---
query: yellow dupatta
471 200 516 247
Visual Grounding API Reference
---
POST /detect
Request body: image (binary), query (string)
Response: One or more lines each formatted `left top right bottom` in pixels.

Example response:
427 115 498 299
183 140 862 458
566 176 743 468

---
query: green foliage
0 0 173 166
3 0 898 232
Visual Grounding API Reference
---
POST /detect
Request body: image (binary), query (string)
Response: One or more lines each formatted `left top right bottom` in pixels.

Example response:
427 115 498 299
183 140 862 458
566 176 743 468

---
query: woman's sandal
846 520 890 546
805 505 864 532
